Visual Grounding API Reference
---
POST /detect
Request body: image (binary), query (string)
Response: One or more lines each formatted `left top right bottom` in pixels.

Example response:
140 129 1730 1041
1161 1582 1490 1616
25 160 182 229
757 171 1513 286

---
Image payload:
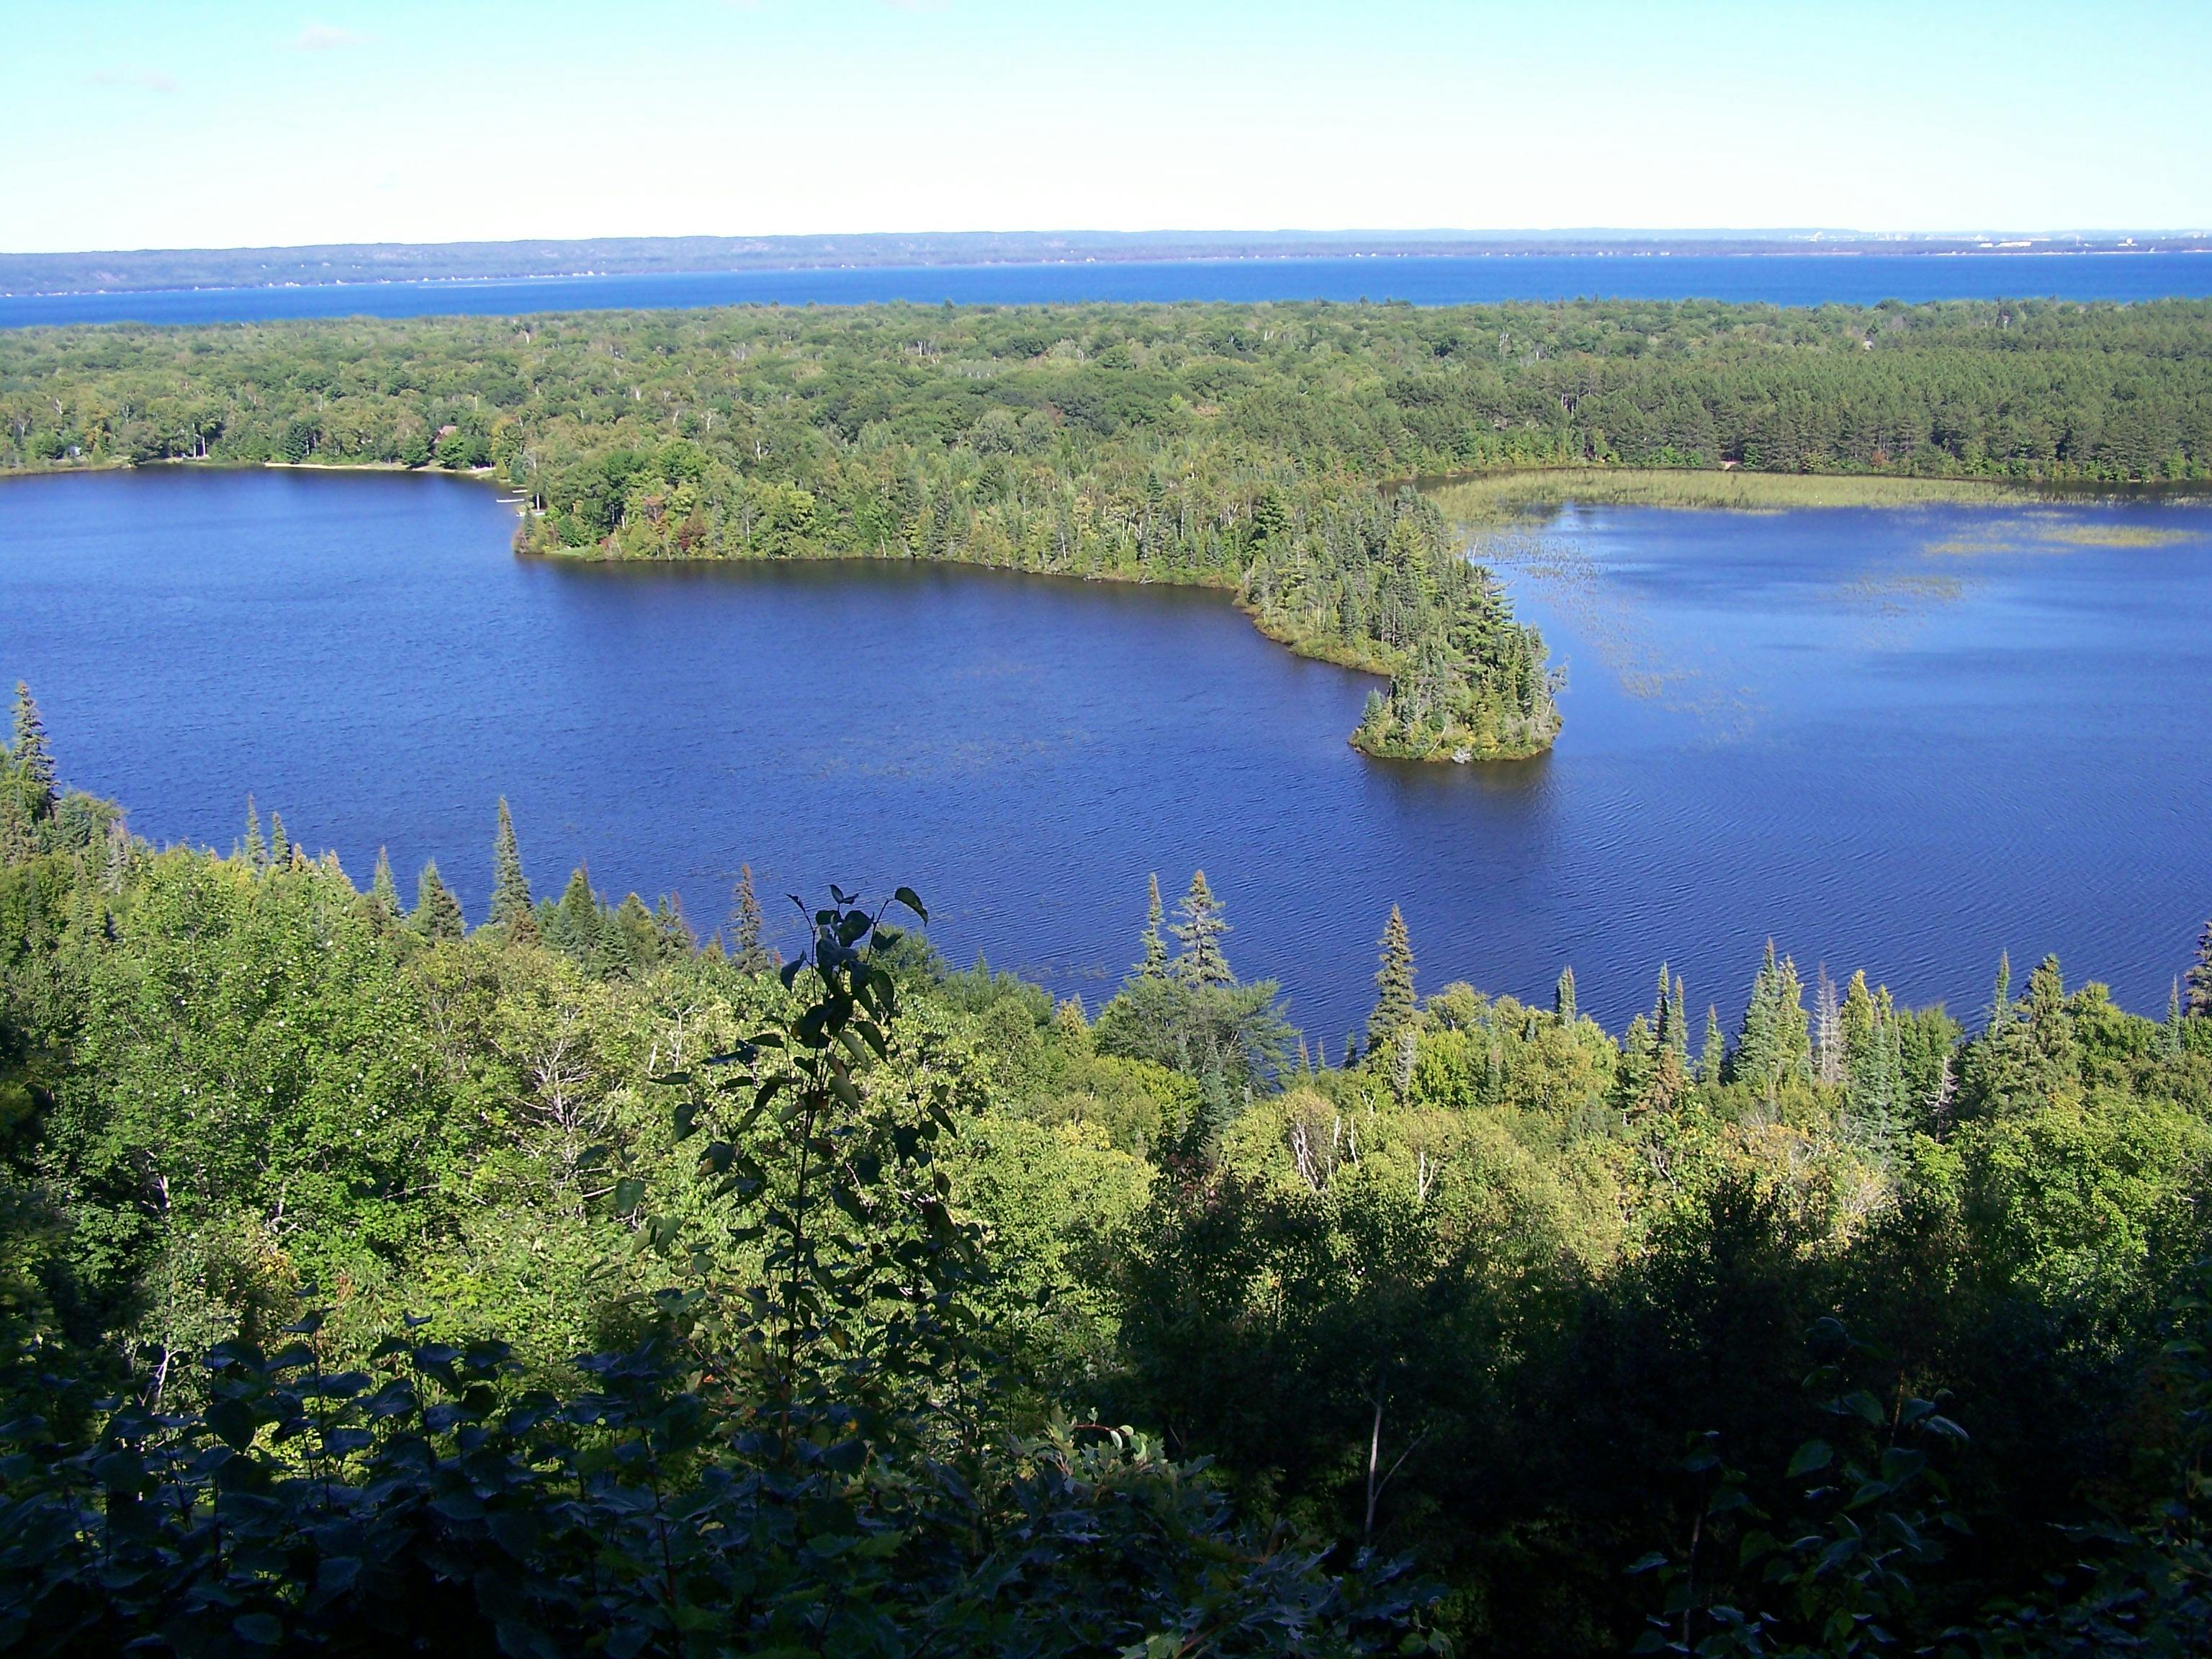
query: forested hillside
6 691 2212 1653
9 297 2212 759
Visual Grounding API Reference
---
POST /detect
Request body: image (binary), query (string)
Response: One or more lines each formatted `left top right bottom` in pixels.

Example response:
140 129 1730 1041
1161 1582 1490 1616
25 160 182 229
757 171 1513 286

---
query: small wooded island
4 297 2209 760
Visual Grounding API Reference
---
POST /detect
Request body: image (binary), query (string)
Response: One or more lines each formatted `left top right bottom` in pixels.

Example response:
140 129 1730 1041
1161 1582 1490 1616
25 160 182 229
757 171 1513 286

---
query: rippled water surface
5 252 2211 327
1 467 2208 1038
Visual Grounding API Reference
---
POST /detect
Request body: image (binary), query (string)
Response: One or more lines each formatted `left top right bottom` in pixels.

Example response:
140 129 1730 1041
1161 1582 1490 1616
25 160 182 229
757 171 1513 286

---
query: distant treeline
7 297 2212 755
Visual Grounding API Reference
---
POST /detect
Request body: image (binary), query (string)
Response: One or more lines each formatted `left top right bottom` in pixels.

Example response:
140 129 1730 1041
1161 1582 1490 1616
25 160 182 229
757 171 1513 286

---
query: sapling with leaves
639 882 993 1462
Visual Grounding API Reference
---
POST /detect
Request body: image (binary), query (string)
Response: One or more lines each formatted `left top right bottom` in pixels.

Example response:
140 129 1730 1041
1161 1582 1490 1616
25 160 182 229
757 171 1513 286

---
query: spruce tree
1171 871 1233 988
549 866 603 963
490 798 534 931
269 813 290 870
730 863 773 973
369 848 401 921
1772 954 1812 1084
9 683 55 820
2188 921 2212 1020
1699 1005 1725 1085
415 861 465 942
1730 940 1781 1089
243 796 268 872
1138 874 1169 979
1554 966 1577 1025
1367 905 1416 1054
1987 951 2013 1035
1671 974 1689 1060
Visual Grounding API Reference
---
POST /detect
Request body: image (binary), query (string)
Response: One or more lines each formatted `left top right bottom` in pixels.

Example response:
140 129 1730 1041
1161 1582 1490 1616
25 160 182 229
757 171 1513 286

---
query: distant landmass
2 228 2206 296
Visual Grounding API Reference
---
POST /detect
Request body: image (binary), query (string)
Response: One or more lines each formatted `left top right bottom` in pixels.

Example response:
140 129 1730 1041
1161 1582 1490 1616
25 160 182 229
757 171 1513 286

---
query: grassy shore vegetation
7 692 2212 1653
1431 466 2024 520
8 297 2212 757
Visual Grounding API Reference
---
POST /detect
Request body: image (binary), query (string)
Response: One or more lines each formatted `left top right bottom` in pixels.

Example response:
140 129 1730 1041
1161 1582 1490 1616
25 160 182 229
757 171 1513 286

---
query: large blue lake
4 253 2210 328
1 468 2208 1040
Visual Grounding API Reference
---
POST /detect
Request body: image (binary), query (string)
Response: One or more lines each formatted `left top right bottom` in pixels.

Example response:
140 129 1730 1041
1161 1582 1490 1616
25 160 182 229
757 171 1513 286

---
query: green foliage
4 714 2212 1653
0 891 1440 1655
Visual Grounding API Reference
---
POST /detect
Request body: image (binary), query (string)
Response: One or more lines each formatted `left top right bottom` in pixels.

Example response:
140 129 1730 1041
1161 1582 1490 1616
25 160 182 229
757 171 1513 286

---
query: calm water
1 468 2208 1038
5 253 2211 328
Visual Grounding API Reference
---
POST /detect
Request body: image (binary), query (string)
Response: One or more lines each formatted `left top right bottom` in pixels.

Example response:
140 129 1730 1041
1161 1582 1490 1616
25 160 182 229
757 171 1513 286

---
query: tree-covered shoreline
11 296 2211 760
7 691 2212 1652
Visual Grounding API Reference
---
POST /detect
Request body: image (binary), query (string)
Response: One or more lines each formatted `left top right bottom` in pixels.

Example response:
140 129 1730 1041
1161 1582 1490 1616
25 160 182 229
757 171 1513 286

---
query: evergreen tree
369 848 401 921
2188 921 2212 1020
1554 966 1577 1025
1727 940 1781 1089
1987 950 2013 1034
1841 972 1897 1123
2169 979 2186 1054
1699 1005 1725 1085
9 683 56 820
415 861 465 942
490 797 535 937
243 796 267 872
1171 871 1233 988
1367 906 1416 1054
1671 974 1689 1060
268 812 290 870
1344 1031 1359 1069
1138 874 1169 979
1772 954 1812 1084
547 866 603 963
1729 940 1810 1100
1648 963 1674 1057
730 863 773 973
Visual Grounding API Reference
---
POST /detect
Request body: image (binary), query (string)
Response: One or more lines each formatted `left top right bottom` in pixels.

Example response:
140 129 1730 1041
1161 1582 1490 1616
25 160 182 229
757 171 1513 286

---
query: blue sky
5 0 2206 252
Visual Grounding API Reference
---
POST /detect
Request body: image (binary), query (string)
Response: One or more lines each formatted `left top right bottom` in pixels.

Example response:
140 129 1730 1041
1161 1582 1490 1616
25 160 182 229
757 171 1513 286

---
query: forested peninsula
7 297 2211 763
7 696 2212 1653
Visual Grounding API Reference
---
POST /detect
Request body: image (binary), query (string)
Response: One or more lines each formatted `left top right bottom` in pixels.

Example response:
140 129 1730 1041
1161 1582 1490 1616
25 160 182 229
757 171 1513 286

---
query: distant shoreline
6 232 2208 300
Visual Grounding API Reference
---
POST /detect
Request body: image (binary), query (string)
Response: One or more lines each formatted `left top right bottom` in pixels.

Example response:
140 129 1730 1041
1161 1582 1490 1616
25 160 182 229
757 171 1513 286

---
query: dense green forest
6 690 2212 1654
9 296 2212 757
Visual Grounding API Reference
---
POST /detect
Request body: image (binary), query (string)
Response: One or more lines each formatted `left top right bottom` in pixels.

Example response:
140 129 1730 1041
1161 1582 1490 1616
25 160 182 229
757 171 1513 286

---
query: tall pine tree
1554 966 1577 1025
1171 871 1233 988
369 848 401 921
1138 874 1169 979
490 798 536 940
729 863 773 973
9 683 55 821
1367 905 1417 1054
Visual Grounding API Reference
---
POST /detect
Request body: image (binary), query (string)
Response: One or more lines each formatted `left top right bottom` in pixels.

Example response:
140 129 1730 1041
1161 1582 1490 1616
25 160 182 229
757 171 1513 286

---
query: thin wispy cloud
290 23 370 50
89 68 178 94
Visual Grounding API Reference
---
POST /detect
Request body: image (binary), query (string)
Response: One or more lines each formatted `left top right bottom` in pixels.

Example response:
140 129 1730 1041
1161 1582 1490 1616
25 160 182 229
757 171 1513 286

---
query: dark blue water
2 467 2208 1038
5 253 2210 328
